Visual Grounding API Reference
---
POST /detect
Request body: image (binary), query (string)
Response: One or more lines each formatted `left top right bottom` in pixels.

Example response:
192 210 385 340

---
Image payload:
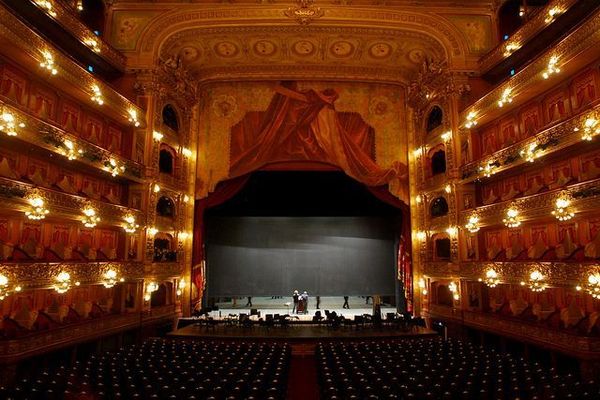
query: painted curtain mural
193 81 410 303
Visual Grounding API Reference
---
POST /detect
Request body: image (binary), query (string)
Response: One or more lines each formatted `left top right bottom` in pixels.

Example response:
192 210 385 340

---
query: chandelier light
147 227 158 236
179 231 189 241
0 110 25 137
102 269 123 288
60 139 83 160
34 0 56 17
465 214 480 233
503 42 520 57
176 279 186 296
575 117 599 141
503 205 521 228
552 195 575 221
584 273 600 299
104 158 124 177
84 37 101 53
479 161 496 178
82 207 100 228
465 111 477 128
415 231 427 241
441 131 452 142
497 88 514 108
25 196 49 220
127 109 140 127
522 270 546 292
152 131 164 141
418 278 428 296
144 281 159 301
123 215 139 233
448 281 460 301
0 274 22 300
182 147 193 158
91 85 104 105
479 269 500 288
39 51 58 75
520 142 541 163
542 56 560 79
54 271 79 294
446 226 458 236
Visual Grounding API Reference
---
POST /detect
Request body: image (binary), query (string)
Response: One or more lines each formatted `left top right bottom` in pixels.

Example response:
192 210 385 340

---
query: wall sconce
84 38 101 53
441 131 452 142
25 196 49 220
465 214 480 233
152 131 163 141
90 85 104 105
179 232 189 241
448 281 460 301
82 207 100 228
104 158 124 177
503 205 521 228
60 139 83 160
522 270 545 292
446 226 458 236
413 146 424 158
0 274 22 300
76 0 83 11
127 109 140 127
545 7 562 23
552 195 575 221
444 184 452 194
145 281 158 301
147 227 158 236
182 147 193 158
584 273 600 299
418 278 428 296
575 117 599 141
479 161 496 178
415 194 422 204
503 42 520 57
39 51 58 75
479 269 500 288
465 111 477 128
54 272 79 294
415 231 427 241
123 215 139 233
497 88 514 108
520 142 541 163
153 184 161 193
34 0 56 17
183 195 190 204
542 56 560 79
176 279 186 296
102 269 123 288
0 110 25 137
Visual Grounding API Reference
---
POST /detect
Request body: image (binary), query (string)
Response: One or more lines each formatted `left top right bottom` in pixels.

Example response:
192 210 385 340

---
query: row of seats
1 339 291 400
316 338 600 399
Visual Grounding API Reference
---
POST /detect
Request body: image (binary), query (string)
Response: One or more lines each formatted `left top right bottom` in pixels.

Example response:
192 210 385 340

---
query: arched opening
431 149 447 175
426 106 443 133
159 148 175 175
498 0 523 40
162 104 179 133
430 197 449 217
153 233 176 262
80 0 106 36
150 283 167 307
156 196 176 218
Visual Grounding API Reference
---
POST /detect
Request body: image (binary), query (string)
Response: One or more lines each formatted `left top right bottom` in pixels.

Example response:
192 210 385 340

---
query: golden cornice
0 7 144 128
145 262 185 280
461 8 600 127
0 176 144 229
479 0 578 74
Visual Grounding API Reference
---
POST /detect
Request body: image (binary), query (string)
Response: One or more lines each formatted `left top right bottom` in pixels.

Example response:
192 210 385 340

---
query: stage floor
213 296 392 314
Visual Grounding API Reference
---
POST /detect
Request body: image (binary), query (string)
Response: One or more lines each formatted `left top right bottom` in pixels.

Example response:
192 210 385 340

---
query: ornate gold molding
284 0 324 25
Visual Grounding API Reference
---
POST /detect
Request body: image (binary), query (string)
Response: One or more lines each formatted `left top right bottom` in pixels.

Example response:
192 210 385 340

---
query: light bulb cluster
176 279 186 296
0 274 22 300
60 139 83 160
147 227 158 236
123 215 139 233
479 269 500 288
415 231 427 241
520 142 541 163
128 109 140 127
465 214 480 233
552 196 575 221
25 196 50 220
465 111 477 128
503 205 521 228
84 38 101 53
0 111 26 137
104 158 124 177
479 161 497 178
542 56 560 79
522 270 545 292
144 281 159 301
575 117 599 141
39 51 58 75
82 207 100 228
503 42 520 57
441 131 452 142
54 271 80 294
102 269 123 288
418 278 428 296
34 0 56 17
153 131 164 141
583 273 600 299
182 147 193 158
91 85 104 105
448 281 460 301
179 232 189 241
497 88 514 108
446 226 458 236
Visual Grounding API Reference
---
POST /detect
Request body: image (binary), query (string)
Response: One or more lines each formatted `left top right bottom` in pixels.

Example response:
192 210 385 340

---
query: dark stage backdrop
205 216 396 297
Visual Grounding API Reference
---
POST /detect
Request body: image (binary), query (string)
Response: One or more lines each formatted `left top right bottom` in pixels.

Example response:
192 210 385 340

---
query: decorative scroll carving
284 0 325 25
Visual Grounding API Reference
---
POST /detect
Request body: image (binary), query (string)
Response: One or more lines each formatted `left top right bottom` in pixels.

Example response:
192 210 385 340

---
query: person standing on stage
316 295 321 309
343 296 350 309
245 296 252 307
302 291 309 314
292 290 299 314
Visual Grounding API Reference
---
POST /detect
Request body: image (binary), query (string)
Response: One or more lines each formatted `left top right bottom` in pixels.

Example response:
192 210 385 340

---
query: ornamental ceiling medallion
285 0 324 25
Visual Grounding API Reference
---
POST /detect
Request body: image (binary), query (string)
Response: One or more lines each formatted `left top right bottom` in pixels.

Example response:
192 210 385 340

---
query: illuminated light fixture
584 273 600 299
104 158 124 177
127 109 140 127
91 85 104 105
503 42 520 57
444 184 452 194
448 281 460 301
520 142 542 163
545 7 562 23
84 37 101 53
576 117 599 141
446 226 458 236
522 270 546 292
497 88 514 108
145 282 159 301
179 231 189 241
418 278 428 296
152 131 164 141
542 56 560 79
503 205 521 228
153 184 161 193
176 279 186 297
0 111 25 137
465 111 477 128
102 269 123 288
82 207 100 228
54 272 79 294
441 131 452 142
123 215 139 233
415 194 422 204
479 161 496 178
182 147 193 158
0 274 22 300
147 227 158 236
519 7 525 17
413 147 424 158
416 231 427 241
76 0 83 11
60 139 83 160
183 195 190 204
465 214 480 233
479 269 500 288
39 51 58 75
552 195 575 221
25 196 49 220
34 0 56 17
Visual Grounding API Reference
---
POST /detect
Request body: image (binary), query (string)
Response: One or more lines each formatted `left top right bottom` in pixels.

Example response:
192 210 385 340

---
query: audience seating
1 339 291 400
316 338 600 399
